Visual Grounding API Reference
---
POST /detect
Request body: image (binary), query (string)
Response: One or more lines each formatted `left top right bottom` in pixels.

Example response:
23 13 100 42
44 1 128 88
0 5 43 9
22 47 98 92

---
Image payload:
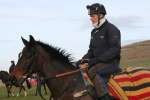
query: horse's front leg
16 87 20 97
16 86 24 96
21 86 27 96
35 81 38 96
43 83 48 95
16 86 21 96
5 85 10 97
9 85 15 96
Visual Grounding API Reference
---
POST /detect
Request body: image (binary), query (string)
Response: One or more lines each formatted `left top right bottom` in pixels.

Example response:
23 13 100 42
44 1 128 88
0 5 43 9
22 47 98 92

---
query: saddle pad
108 67 150 100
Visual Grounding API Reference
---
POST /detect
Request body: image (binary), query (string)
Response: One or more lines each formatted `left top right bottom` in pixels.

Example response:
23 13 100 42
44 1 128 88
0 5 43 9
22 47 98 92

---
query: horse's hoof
12 94 14 96
16 94 19 97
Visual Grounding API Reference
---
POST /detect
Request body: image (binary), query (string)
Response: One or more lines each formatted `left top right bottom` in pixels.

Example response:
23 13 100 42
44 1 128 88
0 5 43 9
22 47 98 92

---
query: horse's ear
29 35 36 45
21 36 29 46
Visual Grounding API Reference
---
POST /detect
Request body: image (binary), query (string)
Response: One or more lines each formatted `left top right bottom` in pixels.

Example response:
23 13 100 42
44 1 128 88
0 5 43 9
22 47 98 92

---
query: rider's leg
88 62 120 99
94 74 108 97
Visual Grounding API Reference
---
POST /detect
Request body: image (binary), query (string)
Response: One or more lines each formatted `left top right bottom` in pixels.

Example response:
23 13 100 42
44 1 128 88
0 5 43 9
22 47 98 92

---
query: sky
0 0 150 71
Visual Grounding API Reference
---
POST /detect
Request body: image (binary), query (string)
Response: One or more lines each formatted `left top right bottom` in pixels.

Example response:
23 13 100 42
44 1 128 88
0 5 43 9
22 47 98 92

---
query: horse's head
13 35 75 82
13 35 39 80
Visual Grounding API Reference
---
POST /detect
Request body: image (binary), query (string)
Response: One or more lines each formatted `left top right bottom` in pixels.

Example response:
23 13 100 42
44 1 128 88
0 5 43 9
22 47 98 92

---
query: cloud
108 16 144 29
109 14 150 29
0 6 65 23
66 17 91 31
0 39 16 43
78 15 150 32
77 15 142 31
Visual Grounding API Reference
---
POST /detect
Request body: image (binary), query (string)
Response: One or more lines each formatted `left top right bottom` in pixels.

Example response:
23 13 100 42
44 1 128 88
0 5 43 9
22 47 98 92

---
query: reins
44 67 86 80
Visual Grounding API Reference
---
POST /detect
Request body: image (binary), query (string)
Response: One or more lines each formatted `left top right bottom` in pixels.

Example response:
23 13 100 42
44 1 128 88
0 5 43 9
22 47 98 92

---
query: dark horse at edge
0 70 29 97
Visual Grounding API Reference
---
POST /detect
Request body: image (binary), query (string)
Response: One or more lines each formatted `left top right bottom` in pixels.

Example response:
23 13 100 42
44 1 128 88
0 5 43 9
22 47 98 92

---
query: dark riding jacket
83 20 121 70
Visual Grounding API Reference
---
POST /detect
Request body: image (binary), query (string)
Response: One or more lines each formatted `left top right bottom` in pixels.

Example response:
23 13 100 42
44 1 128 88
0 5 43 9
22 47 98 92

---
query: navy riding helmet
86 3 106 15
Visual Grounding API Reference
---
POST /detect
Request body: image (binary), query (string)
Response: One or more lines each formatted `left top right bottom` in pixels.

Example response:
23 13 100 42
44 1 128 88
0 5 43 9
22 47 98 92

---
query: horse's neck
36 46 80 99
42 62 78 99
47 75 77 98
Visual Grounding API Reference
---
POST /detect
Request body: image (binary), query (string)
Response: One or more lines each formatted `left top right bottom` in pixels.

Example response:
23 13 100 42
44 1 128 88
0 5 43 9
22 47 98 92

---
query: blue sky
0 0 150 71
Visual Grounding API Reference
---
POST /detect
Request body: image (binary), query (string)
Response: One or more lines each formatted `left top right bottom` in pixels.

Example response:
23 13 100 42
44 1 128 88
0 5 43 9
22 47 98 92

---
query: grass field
121 40 150 67
0 86 50 100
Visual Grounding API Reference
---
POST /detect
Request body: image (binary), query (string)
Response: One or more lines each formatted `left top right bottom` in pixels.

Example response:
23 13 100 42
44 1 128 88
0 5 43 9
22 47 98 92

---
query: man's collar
92 17 106 28
98 17 106 28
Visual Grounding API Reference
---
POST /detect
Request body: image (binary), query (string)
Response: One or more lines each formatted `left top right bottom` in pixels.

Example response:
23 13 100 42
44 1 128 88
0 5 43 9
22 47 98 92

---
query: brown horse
12 35 96 100
13 35 150 100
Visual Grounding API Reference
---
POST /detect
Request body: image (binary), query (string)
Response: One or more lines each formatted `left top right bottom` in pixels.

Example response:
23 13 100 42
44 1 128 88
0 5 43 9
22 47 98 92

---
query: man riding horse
77 3 121 100
8 60 17 84
9 60 15 74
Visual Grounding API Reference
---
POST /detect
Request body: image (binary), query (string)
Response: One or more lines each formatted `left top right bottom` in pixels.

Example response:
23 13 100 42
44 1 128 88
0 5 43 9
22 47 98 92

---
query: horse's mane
36 41 74 65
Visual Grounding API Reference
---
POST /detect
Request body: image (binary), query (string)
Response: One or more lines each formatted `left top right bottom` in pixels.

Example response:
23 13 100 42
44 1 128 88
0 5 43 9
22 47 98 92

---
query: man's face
89 14 99 24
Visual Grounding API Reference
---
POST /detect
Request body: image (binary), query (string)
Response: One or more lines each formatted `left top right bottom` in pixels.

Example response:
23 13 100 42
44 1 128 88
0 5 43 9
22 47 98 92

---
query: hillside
121 40 150 67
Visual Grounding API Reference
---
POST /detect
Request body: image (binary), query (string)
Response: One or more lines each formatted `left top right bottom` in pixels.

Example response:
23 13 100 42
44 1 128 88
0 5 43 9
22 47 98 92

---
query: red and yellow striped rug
108 67 150 100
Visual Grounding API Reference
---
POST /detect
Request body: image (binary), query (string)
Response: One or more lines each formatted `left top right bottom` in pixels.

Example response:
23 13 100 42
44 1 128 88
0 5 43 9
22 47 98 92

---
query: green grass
0 86 50 100
121 58 150 68
121 40 150 68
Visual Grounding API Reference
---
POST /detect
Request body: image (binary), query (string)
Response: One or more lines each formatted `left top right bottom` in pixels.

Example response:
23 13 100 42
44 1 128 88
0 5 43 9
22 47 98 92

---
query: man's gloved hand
76 59 89 67
79 63 89 70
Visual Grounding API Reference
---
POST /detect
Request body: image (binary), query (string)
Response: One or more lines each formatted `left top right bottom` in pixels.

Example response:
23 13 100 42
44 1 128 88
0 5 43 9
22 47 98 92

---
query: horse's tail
26 79 31 89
